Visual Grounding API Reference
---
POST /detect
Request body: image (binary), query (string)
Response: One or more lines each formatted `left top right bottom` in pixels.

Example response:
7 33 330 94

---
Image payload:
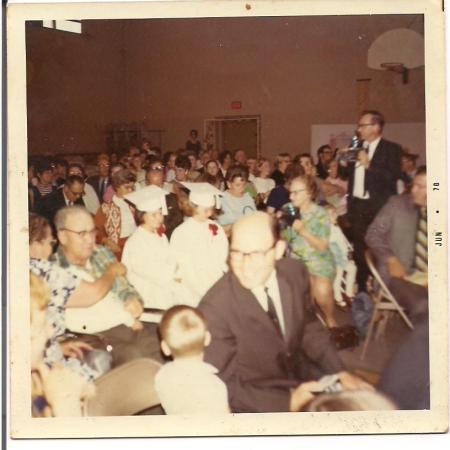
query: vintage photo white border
6 0 448 438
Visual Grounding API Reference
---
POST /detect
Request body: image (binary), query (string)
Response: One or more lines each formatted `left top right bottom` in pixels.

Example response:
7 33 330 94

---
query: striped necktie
414 206 428 272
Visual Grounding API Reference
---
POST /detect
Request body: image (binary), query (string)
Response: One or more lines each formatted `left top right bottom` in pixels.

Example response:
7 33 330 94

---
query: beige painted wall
122 15 425 159
26 15 425 159
26 20 126 155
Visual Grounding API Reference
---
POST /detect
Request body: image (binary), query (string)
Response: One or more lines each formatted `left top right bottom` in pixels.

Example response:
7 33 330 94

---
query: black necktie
264 287 282 336
99 178 106 200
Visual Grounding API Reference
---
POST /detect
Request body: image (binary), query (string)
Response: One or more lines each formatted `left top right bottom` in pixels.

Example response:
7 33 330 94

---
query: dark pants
388 277 428 325
378 319 430 409
348 198 378 292
99 322 163 367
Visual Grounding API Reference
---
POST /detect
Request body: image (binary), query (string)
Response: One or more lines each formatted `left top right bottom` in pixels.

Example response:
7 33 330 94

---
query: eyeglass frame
149 165 165 172
68 188 85 198
61 228 97 239
229 242 277 263
357 122 375 128
290 188 307 195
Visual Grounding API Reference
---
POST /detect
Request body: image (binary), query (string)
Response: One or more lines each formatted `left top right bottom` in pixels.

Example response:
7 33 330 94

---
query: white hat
125 185 169 215
180 182 222 208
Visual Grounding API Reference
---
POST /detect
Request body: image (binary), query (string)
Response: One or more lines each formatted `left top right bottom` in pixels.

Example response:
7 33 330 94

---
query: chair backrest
84 358 162 416
364 250 393 301
365 249 414 329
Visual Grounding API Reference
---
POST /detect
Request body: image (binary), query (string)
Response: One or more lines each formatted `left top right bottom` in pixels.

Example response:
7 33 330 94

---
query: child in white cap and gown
122 186 190 310
170 182 229 307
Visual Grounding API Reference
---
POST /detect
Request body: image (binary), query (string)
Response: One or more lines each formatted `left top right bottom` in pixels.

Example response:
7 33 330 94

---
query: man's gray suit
365 193 428 323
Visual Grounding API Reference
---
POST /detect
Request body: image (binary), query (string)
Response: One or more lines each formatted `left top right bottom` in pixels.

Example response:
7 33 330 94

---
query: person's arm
217 194 236 226
365 142 402 187
365 198 397 267
97 246 144 306
65 261 127 308
38 363 95 417
292 219 328 252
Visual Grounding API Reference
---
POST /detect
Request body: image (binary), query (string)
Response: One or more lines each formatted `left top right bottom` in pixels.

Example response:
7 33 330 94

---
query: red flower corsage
156 224 166 237
209 223 218 236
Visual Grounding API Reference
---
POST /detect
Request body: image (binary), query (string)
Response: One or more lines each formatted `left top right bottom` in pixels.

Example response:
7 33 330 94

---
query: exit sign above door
231 101 242 109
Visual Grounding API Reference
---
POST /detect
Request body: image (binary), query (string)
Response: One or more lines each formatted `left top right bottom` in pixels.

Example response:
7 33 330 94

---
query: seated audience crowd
27 111 429 416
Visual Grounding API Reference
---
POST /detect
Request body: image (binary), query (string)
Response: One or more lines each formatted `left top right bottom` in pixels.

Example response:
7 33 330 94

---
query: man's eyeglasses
61 228 97 238
357 122 374 128
290 188 306 195
229 242 276 263
150 165 165 172
69 190 85 198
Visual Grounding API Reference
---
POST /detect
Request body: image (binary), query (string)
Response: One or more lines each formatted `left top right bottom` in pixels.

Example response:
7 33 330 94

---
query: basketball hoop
380 62 409 83
368 29 423 84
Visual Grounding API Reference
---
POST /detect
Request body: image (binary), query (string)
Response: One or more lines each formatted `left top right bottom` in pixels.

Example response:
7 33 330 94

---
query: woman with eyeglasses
281 175 338 329
94 169 137 259
29 213 126 385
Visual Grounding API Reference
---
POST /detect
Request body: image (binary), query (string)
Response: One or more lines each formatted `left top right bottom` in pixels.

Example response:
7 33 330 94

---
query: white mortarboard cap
180 182 223 208
125 185 169 215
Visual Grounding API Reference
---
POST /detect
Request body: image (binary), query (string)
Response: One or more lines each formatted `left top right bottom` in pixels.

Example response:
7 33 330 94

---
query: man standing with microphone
340 110 402 293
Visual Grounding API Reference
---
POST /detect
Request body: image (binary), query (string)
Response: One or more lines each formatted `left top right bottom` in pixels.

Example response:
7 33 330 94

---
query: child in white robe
170 183 228 307
326 205 357 307
155 305 229 414
122 186 190 309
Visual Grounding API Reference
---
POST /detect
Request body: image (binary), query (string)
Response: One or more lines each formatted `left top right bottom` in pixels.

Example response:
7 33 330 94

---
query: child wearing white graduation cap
170 183 229 307
122 186 189 310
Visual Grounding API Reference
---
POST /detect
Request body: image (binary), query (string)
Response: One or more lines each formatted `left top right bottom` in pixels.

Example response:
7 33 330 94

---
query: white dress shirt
64 261 135 334
250 270 286 336
352 136 381 199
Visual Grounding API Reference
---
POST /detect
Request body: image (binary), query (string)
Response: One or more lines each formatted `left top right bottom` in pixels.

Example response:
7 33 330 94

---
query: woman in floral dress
282 175 338 328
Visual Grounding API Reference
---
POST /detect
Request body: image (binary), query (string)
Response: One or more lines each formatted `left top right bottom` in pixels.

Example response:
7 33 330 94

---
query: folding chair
360 250 414 360
84 358 162 416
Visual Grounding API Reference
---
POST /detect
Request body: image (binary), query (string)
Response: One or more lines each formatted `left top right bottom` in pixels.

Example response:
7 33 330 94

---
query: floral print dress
281 203 336 281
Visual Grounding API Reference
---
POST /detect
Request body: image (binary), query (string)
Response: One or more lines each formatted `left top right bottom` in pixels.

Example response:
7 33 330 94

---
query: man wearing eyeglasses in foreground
51 205 162 366
339 110 402 293
198 212 371 413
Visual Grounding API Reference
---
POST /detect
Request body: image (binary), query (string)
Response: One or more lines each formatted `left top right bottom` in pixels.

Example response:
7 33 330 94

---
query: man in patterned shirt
51 205 162 366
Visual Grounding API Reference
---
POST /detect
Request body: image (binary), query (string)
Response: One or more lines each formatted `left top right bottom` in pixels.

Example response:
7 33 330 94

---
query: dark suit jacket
198 258 344 413
164 192 184 239
345 138 402 214
39 188 84 225
86 175 110 202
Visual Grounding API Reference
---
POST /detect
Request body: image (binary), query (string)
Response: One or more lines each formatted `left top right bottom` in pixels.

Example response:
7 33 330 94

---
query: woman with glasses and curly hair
281 175 338 329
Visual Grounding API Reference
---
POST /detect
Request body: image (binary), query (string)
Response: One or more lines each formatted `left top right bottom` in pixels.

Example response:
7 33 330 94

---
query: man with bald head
199 212 369 413
51 205 162 366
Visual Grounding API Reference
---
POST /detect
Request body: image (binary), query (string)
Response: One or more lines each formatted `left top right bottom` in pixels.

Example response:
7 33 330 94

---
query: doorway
204 115 260 158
